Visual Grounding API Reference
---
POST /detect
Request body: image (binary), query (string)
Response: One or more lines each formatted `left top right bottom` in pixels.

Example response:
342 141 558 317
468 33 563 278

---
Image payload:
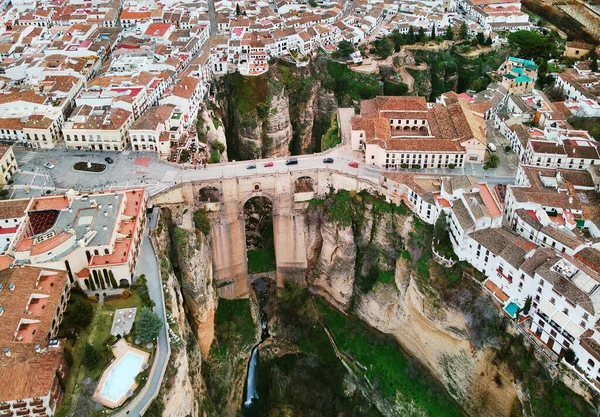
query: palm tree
487 154 500 168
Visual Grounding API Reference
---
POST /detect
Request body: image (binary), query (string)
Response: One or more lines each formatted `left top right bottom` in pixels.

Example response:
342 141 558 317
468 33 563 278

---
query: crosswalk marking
121 149 132 156
19 152 36 164
160 170 178 183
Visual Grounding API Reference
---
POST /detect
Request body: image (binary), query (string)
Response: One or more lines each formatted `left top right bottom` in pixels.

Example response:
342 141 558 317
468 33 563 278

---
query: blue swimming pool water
101 352 145 402
505 302 519 318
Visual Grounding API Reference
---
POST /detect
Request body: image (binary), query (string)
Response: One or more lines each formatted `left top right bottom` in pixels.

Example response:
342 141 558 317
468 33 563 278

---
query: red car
263 161 274 167
348 161 359 168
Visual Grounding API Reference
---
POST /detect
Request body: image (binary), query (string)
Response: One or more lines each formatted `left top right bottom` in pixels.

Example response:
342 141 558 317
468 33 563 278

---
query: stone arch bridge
151 168 380 298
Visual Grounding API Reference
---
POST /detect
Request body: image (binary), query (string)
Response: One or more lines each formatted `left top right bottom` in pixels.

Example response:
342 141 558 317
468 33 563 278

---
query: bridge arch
294 176 314 193
199 186 220 203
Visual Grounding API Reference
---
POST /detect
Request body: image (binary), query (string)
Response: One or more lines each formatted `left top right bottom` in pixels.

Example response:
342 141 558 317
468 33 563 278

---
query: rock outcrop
305 197 517 417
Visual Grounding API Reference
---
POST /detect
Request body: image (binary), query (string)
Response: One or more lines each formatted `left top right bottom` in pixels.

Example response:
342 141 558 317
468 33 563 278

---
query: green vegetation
568 117 600 142
226 71 269 116
323 61 381 105
172 227 191 259
317 299 463 416
336 40 355 58
135 307 163 342
507 30 560 60
73 162 106 173
247 248 276 274
82 343 101 369
383 81 409 96
432 215 458 260
56 292 146 417
193 208 211 236
202 298 256 413
320 113 341 150
179 149 191 163
486 153 500 169
410 47 510 100
494 334 595 417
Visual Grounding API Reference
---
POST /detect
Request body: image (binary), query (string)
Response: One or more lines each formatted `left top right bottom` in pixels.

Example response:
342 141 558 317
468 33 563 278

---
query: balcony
496 268 512 283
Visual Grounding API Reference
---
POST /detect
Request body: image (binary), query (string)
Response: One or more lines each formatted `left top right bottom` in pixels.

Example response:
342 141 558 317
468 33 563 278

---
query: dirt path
397 65 415 92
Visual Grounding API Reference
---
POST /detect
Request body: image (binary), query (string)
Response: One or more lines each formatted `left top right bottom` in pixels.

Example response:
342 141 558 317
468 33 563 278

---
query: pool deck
92 339 150 409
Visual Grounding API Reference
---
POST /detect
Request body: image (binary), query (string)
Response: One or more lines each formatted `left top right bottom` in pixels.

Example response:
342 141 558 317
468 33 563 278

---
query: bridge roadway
154 154 516 195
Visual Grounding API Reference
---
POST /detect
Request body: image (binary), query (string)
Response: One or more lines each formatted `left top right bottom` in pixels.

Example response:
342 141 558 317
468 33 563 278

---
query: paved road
112 235 169 417
12 147 517 199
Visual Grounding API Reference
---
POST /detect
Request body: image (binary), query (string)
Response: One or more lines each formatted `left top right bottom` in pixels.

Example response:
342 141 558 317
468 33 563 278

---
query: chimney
3 348 10 357
568 196 573 204
34 345 41 353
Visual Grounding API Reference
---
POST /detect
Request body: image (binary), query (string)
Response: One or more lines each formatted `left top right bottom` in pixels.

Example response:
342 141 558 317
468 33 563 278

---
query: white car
44 162 55 169
487 143 497 152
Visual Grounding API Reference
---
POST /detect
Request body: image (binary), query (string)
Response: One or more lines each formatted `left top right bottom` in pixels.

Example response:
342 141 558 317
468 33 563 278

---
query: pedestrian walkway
160 170 178 183
121 149 132 156
19 152 35 164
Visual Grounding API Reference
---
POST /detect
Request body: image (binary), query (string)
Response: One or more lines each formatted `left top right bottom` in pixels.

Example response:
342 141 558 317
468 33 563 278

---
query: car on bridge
246 164 256 169
348 161 359 168
323 157 334 163
263 161 274 167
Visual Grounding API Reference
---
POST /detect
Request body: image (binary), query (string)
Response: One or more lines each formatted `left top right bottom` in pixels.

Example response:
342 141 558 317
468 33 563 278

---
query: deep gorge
149 189 596 417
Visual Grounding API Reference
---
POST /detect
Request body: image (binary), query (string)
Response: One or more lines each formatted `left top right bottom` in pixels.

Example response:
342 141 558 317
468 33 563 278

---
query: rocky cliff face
305 195 516 417
220 64 338 159
151 207 217 417
297 83 337 153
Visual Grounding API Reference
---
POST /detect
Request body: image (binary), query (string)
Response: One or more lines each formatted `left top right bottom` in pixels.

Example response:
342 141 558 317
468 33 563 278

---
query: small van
285 157 298 165
487 143 497 152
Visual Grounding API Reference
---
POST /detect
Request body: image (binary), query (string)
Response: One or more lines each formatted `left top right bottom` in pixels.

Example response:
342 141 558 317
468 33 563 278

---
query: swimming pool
504 302 519 318
100 352 145 403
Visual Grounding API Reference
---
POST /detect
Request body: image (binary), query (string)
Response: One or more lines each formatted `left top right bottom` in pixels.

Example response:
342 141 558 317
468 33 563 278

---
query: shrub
64 345 74 366
504 145 512 152
448 163 455 169
483 165 489 170
412 164 421 169
82 343 101 369
0 189 8 197
109 270 118 288
193 208 211 236
400 163 409 169
7 179 13 185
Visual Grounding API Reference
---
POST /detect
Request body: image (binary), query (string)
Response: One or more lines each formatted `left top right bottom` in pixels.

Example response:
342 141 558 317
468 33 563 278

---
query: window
550 329 557 338
583 312 589 321
588 359 595 368
562 308 569 316
550 297 555 305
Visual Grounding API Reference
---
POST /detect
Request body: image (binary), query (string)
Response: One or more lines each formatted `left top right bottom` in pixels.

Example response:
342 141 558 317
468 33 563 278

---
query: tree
589 48 599 73
476 32 485 46
82 343 101 369
371 38 393 59
430 25 436 40
485 36 493 46
135 307 163 342
523 295 532 315
67 298 94 329
407 26 416 44
416 27 426 43
445 26 454 40
486 153 500 168
459 22 469 40
337 40 354 58
235 3 240 15
507 30 558 60
109 270 118 288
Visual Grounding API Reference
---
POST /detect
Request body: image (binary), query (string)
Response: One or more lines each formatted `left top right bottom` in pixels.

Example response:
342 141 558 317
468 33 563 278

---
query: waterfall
243 345 260 407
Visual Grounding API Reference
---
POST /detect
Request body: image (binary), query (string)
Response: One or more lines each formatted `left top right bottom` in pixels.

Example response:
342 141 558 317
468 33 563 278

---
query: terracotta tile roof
0 199 29 220
575 248 600 275
130 105 175 131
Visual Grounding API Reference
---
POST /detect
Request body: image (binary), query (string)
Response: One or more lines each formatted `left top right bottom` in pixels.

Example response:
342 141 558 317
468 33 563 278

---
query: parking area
9 147 180 198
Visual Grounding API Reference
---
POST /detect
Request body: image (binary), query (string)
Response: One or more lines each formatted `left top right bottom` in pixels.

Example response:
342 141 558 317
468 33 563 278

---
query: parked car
487 143 497 152
105 157 114 164
44 162 54 169
263 161 274 167
246 164 256 169
348 161 359 168
285 157 298 165
323 157 334 163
